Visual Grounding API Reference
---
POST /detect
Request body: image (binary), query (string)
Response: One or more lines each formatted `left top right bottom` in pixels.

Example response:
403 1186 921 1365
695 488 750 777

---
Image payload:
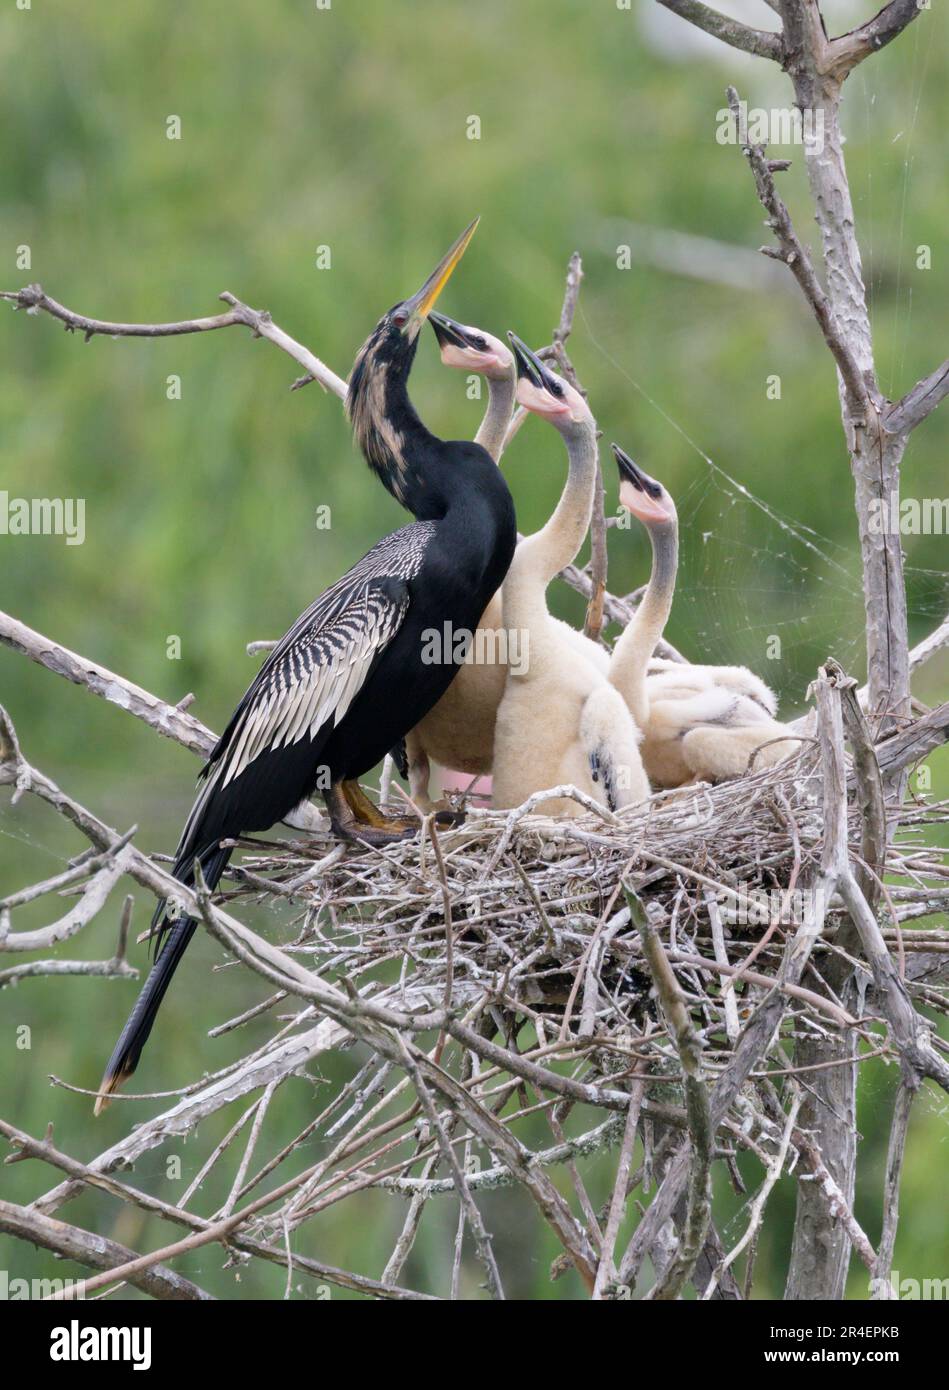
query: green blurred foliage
0 0 946 1299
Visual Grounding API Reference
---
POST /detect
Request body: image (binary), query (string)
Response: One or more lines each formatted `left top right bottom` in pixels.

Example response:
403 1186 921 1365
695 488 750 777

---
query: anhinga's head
612 444 677 529
429 311 513 381
348 219 479 507
508 333 593 431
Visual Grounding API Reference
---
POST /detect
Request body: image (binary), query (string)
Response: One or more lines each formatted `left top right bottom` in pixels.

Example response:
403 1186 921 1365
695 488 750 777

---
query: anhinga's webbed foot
326 780 420 845
344 778 422 828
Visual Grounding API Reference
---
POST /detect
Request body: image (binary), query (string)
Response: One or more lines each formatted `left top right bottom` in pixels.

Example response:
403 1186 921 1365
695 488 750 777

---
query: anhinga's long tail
94 844 231 1114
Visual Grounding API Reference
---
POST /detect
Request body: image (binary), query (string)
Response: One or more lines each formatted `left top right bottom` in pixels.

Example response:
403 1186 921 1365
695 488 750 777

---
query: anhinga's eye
392 308 409 328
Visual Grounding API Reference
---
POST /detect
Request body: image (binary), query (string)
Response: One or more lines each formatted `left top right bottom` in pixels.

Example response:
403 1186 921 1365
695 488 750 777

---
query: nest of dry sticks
219 733 948 1116
232 748 840 1049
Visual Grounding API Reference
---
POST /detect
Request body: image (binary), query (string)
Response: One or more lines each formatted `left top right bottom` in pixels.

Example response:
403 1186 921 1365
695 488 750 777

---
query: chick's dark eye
471 336 487 350
549 381 564 398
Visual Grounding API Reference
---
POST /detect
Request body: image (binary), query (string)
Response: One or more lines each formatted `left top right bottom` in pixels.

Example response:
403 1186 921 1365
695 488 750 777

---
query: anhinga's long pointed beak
400 218 480 330
611 443 663 501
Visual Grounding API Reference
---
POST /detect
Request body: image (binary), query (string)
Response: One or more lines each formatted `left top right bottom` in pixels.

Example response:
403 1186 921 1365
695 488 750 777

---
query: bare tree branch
726 86 869 414
838 871 949 1093
704 1090 802 1299
874 701 949 779
0 610 213 757
0 611 324 833
396 1036 505 1300
0 284 347 398
872 1082 914 1293
0 1198 213 1301
0 846 133 955
885 358 949 435
832 0 928 73
657 0 783 60
632 889 712 1300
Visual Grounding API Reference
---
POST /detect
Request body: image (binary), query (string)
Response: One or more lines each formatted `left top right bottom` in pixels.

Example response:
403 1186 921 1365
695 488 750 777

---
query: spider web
588 334 948 715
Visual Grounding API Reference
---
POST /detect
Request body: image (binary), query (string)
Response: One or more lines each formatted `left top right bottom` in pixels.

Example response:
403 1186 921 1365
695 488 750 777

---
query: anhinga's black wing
173 520 438 890
96 522 437 1110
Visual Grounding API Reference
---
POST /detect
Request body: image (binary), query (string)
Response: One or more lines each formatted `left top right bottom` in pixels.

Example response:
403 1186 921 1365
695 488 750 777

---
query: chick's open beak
611 443 663 500
507 333 556 391
612 443 675 525
429 310 472 351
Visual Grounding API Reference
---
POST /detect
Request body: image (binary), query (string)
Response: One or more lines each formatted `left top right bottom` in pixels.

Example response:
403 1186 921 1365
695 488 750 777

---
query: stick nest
220 746 948 1076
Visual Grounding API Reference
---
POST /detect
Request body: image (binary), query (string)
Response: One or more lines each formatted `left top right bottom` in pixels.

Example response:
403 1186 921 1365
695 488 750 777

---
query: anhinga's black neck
348 329 444 518
347 317 516 591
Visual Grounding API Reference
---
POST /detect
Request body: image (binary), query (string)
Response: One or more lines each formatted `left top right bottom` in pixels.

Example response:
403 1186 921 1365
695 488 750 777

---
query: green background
0 0 946 1299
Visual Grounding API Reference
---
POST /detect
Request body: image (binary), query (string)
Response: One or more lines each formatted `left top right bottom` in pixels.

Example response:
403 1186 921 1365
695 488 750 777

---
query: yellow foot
325 779 423 846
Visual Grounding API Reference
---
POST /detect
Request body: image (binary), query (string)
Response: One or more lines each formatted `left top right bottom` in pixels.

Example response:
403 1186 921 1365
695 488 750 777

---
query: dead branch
633 890 712 1300
886 358 949 436
834 0 928 72
0 1197 213 1301
0 283 347 398
872 1082 914 1294
725 85 868 415
657 0 783 60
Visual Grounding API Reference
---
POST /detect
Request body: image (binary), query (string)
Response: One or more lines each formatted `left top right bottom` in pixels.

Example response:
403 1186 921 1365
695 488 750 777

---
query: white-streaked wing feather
220 582 409 788
172 522 435 862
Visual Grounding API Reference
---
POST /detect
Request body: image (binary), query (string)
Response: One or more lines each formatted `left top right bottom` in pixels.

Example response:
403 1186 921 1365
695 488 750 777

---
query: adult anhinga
490 338 648 817
607 445 797 786
95 221 516 1111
